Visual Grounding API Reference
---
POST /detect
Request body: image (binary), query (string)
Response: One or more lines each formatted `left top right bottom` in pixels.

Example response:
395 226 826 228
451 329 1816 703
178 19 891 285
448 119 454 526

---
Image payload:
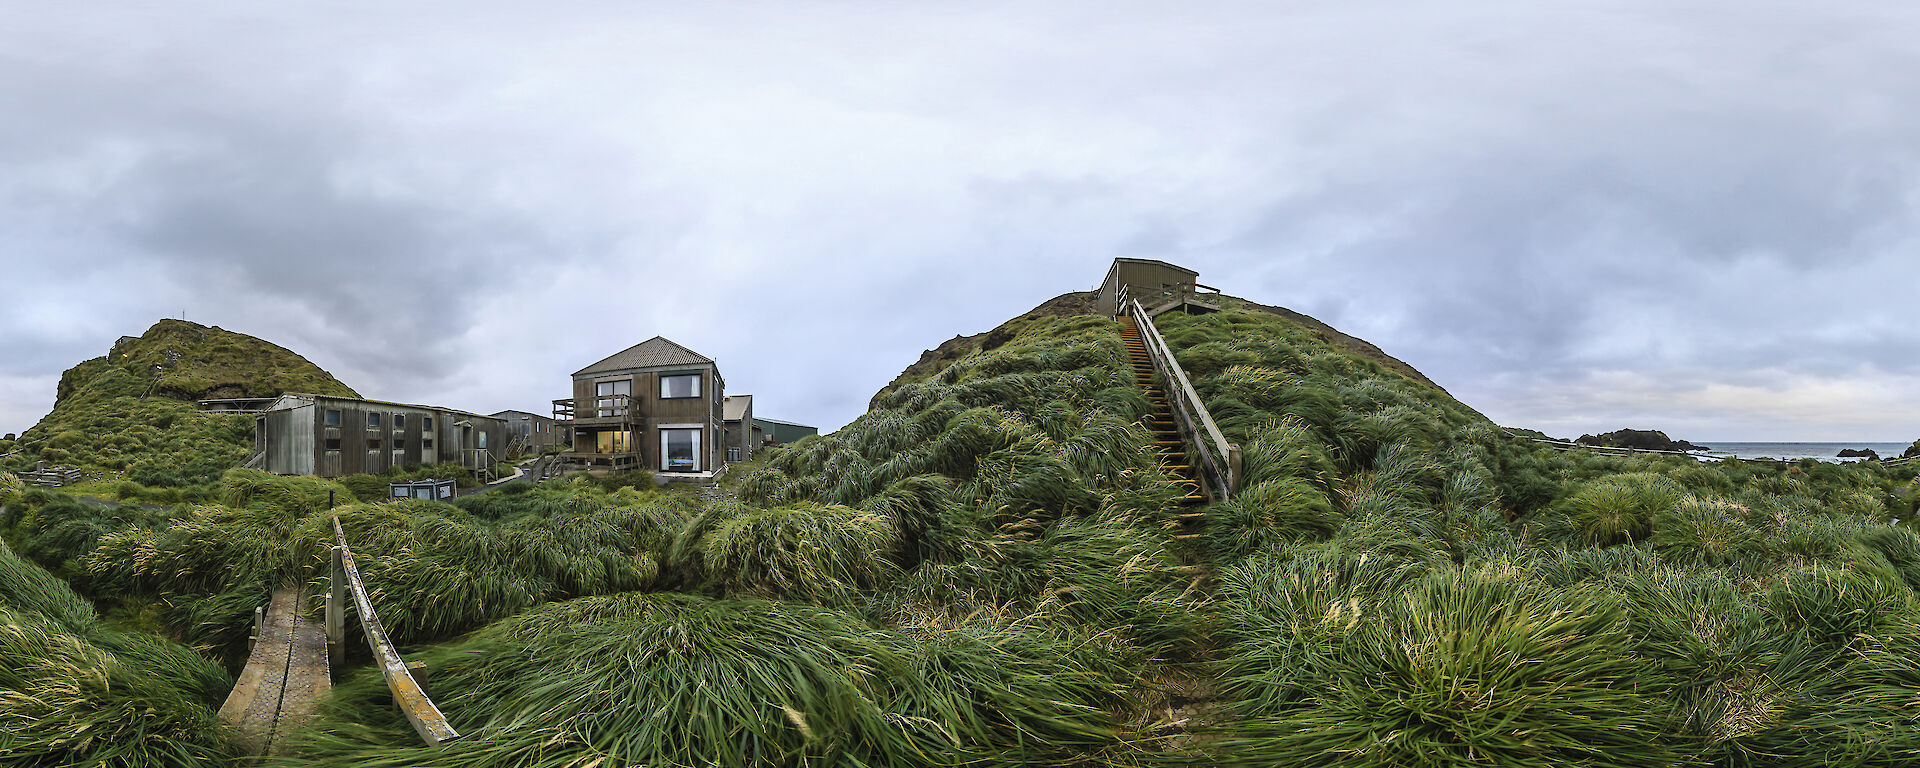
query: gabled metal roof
723 394 753 421
572 336 714 377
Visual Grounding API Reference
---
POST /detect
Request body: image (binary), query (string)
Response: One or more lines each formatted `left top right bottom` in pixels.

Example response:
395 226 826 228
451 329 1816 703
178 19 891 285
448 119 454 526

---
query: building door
660 428 700 473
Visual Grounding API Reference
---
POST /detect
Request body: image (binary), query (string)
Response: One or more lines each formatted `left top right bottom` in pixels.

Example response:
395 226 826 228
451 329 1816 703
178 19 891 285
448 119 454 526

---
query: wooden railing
328 518 461 746
1123 296 1241 501
553 394 638 422
1118 281 1222 318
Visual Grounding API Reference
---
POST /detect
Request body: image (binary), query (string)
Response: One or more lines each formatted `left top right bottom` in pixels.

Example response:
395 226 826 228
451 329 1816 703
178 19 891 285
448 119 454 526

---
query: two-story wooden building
490 409 565 454
554 337 725 477
254 393 510 479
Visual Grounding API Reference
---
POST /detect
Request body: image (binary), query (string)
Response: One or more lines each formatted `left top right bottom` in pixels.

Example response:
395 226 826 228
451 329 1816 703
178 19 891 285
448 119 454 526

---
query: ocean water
1693 442 1912 463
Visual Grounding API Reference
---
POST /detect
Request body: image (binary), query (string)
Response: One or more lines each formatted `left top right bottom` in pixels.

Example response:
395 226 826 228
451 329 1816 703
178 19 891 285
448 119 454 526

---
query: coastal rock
1837 448 1881 460
1575 429 1707 453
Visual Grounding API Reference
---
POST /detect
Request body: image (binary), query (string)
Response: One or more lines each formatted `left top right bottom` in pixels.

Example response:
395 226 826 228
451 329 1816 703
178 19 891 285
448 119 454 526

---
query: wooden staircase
1120 317 1206 509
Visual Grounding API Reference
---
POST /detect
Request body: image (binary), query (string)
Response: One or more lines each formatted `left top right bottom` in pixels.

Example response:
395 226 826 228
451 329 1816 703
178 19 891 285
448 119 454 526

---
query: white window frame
659 424 703 472
659 373 701 400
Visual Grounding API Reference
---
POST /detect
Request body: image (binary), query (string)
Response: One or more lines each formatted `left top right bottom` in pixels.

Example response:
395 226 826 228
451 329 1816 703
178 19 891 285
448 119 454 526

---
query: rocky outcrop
1575 429 1707 453
1837 448 1882 460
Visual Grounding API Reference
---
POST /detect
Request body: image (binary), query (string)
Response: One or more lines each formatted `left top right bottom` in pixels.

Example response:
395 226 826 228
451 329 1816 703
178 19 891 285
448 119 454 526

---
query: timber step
1120 316 1204 508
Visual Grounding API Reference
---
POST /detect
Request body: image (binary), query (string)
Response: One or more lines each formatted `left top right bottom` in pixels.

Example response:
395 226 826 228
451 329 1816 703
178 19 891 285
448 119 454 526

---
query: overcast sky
4 2 1919 443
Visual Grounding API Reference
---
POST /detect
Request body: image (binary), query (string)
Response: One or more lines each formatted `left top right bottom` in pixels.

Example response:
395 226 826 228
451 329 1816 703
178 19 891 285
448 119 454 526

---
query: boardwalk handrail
330 518 462 746
1124 296 1241 501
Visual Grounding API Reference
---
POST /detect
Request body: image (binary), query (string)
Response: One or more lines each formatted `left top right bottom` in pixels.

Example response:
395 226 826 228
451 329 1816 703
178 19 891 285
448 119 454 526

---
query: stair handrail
330 518 462 745
1125 297 1241 500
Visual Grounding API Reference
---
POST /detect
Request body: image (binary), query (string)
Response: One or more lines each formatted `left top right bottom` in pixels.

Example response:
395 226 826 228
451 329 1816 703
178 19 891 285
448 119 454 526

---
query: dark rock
1575 429 1707 453
980 326 1016 352
1837 448 1881 460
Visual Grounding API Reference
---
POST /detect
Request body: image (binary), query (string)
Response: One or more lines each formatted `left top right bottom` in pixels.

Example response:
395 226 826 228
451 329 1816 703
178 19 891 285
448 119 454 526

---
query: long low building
254 393 509 478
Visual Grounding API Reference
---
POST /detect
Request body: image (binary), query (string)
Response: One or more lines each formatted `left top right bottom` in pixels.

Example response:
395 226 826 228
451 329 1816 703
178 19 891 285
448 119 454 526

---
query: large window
660 373 701 399
596 430 632 454
661 428 701 472
324 409 341 426
596 379 632 417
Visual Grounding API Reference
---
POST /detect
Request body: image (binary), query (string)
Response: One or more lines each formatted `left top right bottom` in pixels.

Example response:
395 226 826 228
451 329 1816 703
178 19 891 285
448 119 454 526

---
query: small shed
1095 258 1201 316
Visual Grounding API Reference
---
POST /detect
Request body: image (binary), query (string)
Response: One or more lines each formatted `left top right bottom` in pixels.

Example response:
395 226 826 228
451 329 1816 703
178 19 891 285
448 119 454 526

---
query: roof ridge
573 335 715 377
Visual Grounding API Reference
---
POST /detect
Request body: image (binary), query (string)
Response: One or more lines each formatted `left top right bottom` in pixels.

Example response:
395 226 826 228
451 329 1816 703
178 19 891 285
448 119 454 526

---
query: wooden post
327 545 346 667
248 605 263 653
406 660 429 699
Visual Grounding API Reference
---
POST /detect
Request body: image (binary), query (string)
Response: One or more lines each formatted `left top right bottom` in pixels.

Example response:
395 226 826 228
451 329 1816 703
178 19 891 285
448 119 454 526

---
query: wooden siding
569 363 724 473
259 396 509 479
1096 259 1200 316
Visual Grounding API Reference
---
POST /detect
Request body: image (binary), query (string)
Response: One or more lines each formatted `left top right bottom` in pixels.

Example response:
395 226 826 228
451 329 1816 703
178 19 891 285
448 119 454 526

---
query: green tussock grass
11 299 1920 766
19 472 695 651
669 501 900 603
0 538 234 766
284 592 1135 768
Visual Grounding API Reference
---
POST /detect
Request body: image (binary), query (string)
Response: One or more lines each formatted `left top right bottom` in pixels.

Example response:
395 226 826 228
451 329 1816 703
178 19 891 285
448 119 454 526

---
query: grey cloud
7 2 1920 441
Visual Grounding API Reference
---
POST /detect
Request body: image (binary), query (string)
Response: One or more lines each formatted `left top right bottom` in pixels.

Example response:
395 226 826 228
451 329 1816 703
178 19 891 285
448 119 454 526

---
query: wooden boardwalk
218 586 331 757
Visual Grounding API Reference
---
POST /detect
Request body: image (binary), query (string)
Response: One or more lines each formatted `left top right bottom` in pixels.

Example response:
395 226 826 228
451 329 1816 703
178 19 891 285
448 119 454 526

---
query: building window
660 374 701 399
368 438 383 450
596 379 631 417
423 415 433 430
325 438 341 451
478 431 488 450
596 430 631 454
368 413 381 429
522 424 531 438
727 446 740 462
423 437 434 452
394 439 406 451
324 409 341 426
661 428 700 472
394 414 406 429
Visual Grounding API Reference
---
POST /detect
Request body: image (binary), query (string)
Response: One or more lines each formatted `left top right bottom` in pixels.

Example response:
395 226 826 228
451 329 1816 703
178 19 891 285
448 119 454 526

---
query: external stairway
1119 317 1206 508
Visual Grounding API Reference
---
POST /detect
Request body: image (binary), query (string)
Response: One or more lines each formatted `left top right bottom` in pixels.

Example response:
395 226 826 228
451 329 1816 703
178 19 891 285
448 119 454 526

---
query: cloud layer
4 2 1918 442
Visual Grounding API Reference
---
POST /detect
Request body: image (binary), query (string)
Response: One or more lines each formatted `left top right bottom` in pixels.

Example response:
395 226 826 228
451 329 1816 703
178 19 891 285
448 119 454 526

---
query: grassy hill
8 300 1920 766
3 319 358 484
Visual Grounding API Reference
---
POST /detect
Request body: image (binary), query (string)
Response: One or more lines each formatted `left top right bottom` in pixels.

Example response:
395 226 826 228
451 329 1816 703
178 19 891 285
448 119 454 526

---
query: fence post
327 545 346 667
1227 444 1244 495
